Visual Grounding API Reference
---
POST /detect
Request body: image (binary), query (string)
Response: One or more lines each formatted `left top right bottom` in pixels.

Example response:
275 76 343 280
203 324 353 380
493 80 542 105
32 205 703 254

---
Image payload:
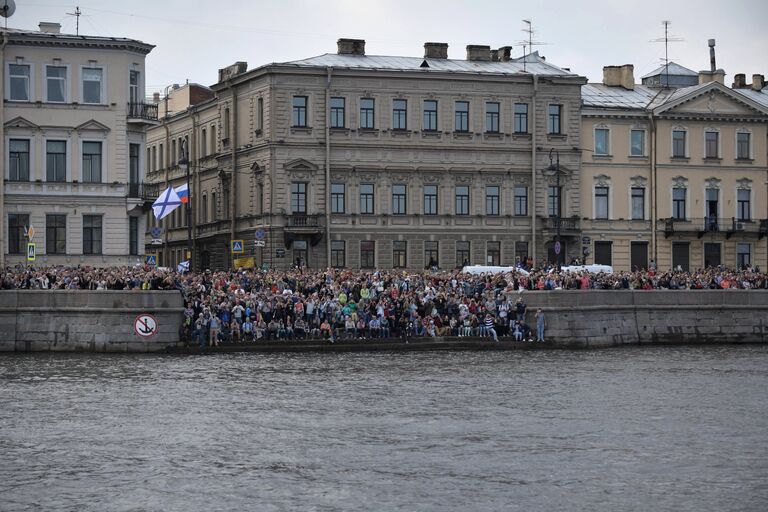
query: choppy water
1 346 767 512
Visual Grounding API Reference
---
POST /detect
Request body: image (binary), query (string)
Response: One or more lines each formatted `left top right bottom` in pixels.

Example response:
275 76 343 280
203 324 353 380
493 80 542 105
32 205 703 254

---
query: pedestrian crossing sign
231 240 244 253
27 243 36 261
145 254 157 266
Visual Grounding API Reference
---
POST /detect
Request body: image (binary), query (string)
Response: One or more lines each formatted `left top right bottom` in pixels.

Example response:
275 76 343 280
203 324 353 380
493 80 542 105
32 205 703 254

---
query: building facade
146 39 587 271
581 64 768 271
1 22 156 267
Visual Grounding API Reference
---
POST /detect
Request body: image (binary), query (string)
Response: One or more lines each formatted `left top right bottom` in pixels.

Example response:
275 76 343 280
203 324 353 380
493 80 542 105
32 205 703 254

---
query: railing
664 217 765 238
286 214 322 229
127 102 159 121
541 216 579 231
134 182 161 201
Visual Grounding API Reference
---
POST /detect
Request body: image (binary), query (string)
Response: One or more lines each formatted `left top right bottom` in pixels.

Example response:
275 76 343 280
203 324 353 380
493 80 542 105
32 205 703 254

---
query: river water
1 345 767 511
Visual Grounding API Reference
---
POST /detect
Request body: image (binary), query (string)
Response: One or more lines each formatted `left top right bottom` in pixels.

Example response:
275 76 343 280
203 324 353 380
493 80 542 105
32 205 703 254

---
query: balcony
286 214 322 229
128 182 161 202
127 102 159 125
541 216 580 234
663 217 767 239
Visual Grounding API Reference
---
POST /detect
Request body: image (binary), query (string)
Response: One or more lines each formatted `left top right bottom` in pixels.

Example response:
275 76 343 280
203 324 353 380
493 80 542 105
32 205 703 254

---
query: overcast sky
12 0 768 95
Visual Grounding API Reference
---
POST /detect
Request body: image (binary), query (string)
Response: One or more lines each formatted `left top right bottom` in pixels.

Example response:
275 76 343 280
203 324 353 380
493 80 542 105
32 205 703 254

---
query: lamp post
547 148 561 269
178 139 192 271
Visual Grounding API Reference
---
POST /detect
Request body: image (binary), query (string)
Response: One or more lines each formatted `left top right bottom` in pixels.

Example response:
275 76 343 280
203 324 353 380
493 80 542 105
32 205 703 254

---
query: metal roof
735 88 768 108
581 83 663 109
0 27 154 53
640 62 698 79
278 52 578 77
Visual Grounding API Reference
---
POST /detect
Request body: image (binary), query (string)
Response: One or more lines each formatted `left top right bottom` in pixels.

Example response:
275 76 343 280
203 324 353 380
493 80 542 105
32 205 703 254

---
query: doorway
704 243 721 268
630 241 648 271
293 240 308 268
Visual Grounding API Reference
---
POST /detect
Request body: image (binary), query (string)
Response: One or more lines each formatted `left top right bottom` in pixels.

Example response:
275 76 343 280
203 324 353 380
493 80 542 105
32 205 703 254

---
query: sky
10 0 768 96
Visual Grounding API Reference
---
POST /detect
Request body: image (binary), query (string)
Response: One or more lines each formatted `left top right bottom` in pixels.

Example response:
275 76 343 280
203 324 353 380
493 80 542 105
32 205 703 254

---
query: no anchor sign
134 314 158 338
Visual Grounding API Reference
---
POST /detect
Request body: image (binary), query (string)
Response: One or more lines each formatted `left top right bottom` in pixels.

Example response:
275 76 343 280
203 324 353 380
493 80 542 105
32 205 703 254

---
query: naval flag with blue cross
152 186 182 221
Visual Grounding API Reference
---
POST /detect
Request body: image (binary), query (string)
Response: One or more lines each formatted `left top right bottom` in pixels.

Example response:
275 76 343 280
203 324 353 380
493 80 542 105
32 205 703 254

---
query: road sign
254 240 266 247
150 226 162 239
134 314 158 338
255 229 266 240
149 238 163 245
231 240 244 253
27 243 36 261
145 254 157 266
26 225 35 241
554 240 562 255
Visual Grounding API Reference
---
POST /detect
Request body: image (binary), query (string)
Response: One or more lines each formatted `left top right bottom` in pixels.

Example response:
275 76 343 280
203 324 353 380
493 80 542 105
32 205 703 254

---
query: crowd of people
3 261 767 348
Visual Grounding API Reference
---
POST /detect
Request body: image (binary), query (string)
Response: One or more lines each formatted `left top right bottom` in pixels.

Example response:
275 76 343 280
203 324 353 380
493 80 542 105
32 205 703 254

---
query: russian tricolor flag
175 183 190 204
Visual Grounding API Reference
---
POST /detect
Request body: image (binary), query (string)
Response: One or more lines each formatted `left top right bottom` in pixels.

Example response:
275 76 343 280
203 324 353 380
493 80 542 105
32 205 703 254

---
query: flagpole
180 139 193 273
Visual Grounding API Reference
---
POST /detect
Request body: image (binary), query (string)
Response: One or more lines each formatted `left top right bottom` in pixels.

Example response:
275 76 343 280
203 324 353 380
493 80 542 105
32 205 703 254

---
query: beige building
581 63 768 271
1 22 156 266
146 39 587 271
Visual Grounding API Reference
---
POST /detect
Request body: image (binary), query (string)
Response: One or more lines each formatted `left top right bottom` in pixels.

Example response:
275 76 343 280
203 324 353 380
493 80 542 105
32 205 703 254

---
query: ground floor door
594 241 612 266
672 242 690 271
631 241 649 271
704 242 721 268
293 239 308 268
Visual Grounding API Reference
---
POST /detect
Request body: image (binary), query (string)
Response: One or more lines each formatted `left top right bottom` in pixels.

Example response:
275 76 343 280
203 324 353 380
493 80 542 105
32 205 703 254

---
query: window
392 184 407 215
210 125 216 153
515 242 528 265
223 108 230 143
46 141 67 182
423 185 438 215
211 192 217 220
547 104 562 134
425 241 438 268
737 132 751 159
360 183 374 214
46 214 66 254
514 186 528 216
82 215 102 255
129 70 140 104
46 66 67 103
737 189 750 221
257 97 264 132
8 214 28 254
201 128 207 156
393 241 407 268
360 240 375 268
82 67 102 104
631 129 645 156
423 100 438 131
455 186 469 215
631 187 645 220
393 99 407 130
159 143 164 169
9 139 29 181
171 140 176 166
82 142 102 183
292 96 308 127
514 103 528 133
672 130 686 157
9 64 30 101
291 182 307 214
672 188 686 220
330 97 345 128
486 241 501 265
360 98 375 129
456 241 470 267
455 101 469 132
736 243 751 269
594 128 609 155
129 144 139 195
705 131 719 158
485 186 499 216
331 183 345 214
548 186 561 217
595 186 609 219
331 240 345 268
202 194 208 223
485 102 500 133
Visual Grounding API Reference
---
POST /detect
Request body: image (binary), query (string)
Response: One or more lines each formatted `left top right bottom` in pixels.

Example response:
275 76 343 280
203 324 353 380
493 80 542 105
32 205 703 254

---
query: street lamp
178 139 193 272
547 148 562 269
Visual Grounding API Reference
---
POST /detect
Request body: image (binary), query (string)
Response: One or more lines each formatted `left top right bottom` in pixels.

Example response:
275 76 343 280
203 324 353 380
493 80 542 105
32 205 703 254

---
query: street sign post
254 240 266 247
145 254 157 266
554 240 561 255
133 314 158 338
231 240 244 253
26 243 35 262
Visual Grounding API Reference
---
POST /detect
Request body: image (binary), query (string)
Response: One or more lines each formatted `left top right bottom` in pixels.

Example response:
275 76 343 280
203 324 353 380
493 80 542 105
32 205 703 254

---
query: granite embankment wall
516 290 768 347
0 291 183 352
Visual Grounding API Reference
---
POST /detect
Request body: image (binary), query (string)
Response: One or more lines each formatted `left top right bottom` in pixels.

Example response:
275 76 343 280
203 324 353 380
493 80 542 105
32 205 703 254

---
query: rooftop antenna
0 0 16 29
517 19 549 72
66 6 81 35
650 20 684 87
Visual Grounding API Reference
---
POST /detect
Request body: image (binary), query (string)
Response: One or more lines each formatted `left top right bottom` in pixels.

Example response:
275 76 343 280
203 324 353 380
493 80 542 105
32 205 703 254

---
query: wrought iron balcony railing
127 102 159 121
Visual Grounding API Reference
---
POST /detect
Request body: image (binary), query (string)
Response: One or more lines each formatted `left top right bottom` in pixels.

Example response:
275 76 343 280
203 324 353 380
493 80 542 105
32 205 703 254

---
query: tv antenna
517 19 549 72
67 6 81 35
650 20 684 87
0 0 16 29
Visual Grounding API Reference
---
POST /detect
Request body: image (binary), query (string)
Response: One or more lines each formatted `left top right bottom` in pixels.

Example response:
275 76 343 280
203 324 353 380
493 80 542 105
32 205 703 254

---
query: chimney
698 69 725 85
603 65 634 89
152 92 161 103
38 22 61 34
218 62 247 82
423 42 448 59
498 46 512 62
752 74 765 91
490 49 499 62
466 45 491 62
709 39 717 71
337 38 365 56
732 73 747 89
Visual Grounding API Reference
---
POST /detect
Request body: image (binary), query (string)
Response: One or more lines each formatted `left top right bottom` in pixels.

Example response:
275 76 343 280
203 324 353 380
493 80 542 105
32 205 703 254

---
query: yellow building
581 64 768 271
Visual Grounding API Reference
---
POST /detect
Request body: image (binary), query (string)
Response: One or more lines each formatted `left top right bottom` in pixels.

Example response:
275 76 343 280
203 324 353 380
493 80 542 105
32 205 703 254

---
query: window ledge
703 157 722 163
629 155 648 159
358 128 379 136
421 130 441 138
592 154 612 159
547 134 567 141
512 133 531 140
290 126 312 134
452 132 473 140
483 132 504 141
671 156 690 161
735 158 754 163
390 129 411 138
330 127 350 135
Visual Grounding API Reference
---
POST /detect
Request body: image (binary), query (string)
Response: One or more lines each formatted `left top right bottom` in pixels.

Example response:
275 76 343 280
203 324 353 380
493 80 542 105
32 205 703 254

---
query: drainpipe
190 109 199 272
0 32 8 267
162 111 171 266
531 74 538 264
268 75 275 271
228 82 238 269
649 112 657 263
325 67 332 267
